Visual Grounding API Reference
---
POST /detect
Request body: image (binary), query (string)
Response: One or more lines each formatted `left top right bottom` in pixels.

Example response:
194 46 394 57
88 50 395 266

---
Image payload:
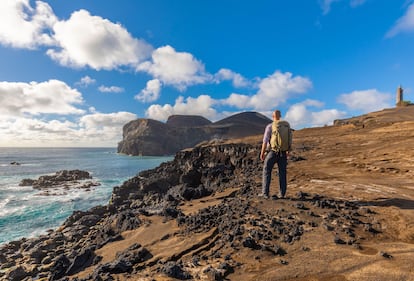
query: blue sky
1 0 413 147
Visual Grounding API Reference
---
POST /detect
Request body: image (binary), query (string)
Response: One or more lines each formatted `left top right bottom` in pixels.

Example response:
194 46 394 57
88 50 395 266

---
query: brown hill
2 107 413 281
210 111 273 139
117 111 271 156
334 105 414 127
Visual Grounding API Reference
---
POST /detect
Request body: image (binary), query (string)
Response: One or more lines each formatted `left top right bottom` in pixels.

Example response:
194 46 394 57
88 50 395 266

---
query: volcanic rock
19 169 100 192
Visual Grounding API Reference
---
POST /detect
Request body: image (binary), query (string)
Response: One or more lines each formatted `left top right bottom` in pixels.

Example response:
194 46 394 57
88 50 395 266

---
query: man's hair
274 110 281 118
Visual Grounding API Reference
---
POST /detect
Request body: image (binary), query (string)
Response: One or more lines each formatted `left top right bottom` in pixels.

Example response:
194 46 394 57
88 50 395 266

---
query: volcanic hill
1 106 414 281
117 111 270 156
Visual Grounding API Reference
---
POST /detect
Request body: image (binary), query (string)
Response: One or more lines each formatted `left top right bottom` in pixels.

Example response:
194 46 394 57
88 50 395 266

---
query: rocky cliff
117 111 270 156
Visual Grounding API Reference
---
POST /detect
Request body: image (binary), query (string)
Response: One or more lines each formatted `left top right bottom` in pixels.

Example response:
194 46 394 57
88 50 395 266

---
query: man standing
260 110 292 199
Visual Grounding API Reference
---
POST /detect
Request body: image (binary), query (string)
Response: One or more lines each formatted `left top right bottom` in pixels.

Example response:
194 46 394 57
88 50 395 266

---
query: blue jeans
262 150 287 197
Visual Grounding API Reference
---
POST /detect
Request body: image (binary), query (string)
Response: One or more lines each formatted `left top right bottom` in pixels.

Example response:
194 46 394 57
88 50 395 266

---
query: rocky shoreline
18 170 100 196
0 141 392 281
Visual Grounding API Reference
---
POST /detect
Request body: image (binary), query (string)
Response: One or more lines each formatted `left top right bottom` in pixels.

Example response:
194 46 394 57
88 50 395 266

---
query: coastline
1 126 414 280
0 147 172 245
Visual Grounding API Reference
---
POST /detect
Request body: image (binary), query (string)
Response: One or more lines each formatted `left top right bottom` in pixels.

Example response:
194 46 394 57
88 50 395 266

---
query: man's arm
260 124 271 161
260 141 267 161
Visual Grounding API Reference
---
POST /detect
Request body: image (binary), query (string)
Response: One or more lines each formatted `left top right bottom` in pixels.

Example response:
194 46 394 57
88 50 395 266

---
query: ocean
0 147 172 245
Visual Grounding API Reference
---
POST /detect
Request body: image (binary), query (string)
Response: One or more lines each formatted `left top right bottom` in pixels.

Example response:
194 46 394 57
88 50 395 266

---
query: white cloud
0 0 57 49
0 80 84 117
386 3 414 38
320 0 366 14
215 68 250 88
223 93 253 109
146 95 217 121
0 111 137 147
286 100 346 128
337 89 393 113
145 71 313 122
254 71 312 109
320 0 341 15
79 111 136 131
3 116 74 134
350 0 366 8
98 85 124 93
0 116 81 146
76 76 96 87
89 107 97 113
47 9 153 70
135 79 162 102
315 109 346 125
222 71 312 110
0 2 154 71
137 45 212 91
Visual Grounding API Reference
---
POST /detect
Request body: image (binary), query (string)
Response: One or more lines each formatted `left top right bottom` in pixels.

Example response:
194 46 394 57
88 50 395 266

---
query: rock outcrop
117 112 270 156
19 170 100 194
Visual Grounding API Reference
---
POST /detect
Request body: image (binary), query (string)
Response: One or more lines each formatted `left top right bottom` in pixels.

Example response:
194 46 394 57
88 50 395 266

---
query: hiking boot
258 193 269 199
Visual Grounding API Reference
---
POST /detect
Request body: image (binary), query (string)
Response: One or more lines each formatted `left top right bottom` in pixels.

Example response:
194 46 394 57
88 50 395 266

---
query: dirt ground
241 109 414 281
72 107 414 281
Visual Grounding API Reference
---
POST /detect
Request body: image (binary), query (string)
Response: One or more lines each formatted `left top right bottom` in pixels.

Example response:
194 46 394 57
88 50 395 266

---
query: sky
0 0 413 147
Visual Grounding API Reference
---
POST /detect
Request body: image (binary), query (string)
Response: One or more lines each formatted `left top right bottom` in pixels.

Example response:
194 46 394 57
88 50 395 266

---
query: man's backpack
270 120 292 152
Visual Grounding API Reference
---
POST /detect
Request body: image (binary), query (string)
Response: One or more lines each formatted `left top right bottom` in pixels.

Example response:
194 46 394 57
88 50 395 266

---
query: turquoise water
0 147 172 245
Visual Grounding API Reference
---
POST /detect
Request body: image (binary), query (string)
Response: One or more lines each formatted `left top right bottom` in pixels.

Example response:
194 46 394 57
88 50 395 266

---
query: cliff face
117 119 181 156
117 112 270 156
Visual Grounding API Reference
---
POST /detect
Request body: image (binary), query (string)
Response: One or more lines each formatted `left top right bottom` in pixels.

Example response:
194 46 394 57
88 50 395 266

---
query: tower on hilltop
396 85 404 106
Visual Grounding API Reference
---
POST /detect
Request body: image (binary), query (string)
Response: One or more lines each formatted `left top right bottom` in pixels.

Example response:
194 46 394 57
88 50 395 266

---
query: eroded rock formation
19 170 100 193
